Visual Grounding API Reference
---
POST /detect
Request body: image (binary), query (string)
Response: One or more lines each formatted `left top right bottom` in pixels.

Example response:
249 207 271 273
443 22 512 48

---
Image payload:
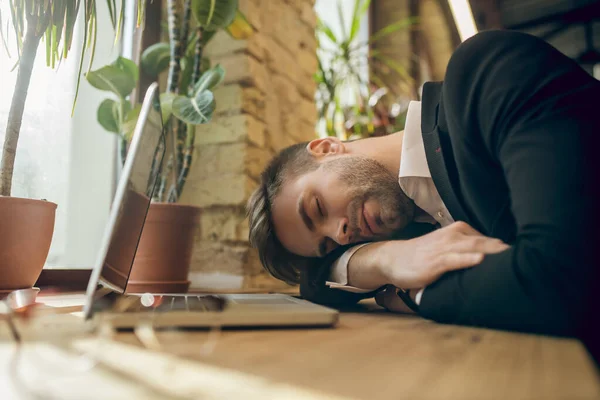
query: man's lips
361 205 376 236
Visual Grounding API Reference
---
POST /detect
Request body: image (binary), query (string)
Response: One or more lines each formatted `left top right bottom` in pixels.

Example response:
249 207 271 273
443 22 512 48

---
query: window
0 2 135 269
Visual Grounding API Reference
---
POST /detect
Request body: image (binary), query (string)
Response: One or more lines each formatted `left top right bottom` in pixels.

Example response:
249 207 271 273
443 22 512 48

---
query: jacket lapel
420 82 470 224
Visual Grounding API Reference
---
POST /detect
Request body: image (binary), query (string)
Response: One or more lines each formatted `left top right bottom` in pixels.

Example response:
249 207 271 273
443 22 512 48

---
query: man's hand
350 221 509 290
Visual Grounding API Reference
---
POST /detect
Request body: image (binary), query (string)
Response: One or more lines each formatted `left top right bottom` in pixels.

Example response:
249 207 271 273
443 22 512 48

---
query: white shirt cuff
414 287 425 305
326 243 372 293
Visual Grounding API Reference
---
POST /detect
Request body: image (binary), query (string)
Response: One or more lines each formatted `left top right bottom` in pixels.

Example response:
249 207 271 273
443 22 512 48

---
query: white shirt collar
399 101 431 179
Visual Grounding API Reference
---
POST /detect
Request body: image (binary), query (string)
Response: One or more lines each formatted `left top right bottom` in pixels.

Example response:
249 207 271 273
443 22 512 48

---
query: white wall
62 1 131 268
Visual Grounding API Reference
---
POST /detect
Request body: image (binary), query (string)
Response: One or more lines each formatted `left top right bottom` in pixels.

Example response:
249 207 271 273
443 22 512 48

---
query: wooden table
1 292 599 399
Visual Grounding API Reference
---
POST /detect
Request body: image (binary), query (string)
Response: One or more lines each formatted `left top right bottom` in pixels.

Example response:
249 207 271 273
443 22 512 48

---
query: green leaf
371 51 412 81
85 56 139 98
0 7 10 57
317 17 338 44
97 99 121 134
160 92 177 124
179 56 193 94
336 0 347 42
172 91 215 125
349 0 371 42
194 64 225 93
225 10 253 39
141 42 170 77
119 56 139 83
369 17 418 44
122 104 142 141
192 0 238 31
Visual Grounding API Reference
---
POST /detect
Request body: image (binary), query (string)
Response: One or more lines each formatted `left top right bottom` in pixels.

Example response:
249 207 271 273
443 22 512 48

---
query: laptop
82 83 339 329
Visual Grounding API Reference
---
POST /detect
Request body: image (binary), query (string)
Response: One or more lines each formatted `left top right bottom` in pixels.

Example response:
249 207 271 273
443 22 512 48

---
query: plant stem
188 26 204 96
173 27 204 200
176 125 195 197
173 0 193 179
119 137 128 166
155 155 173 202
166 0 182 94
179 0 192 60
0 24 42 196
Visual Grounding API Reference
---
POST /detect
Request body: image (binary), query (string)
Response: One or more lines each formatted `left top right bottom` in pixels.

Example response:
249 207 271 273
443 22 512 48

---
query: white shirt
325 101 455 305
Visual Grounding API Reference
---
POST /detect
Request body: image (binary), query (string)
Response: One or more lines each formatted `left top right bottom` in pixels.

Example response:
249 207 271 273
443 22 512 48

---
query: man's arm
299 219 510 309
300 222 436 307
417 30 600 336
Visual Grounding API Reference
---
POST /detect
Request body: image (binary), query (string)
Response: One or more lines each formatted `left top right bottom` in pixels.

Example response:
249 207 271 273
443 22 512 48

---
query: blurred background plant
0 0 141 196
315 0 418 140
86 0 252 203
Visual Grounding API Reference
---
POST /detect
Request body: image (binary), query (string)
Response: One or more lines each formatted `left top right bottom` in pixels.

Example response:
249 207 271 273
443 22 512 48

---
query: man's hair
246 142 320 284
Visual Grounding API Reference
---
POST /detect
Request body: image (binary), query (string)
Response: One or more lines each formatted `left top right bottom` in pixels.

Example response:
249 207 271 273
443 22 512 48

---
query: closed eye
316 197 323 216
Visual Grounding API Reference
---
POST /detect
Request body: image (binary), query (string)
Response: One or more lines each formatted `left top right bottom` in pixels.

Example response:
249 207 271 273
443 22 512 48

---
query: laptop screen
84 84 166 316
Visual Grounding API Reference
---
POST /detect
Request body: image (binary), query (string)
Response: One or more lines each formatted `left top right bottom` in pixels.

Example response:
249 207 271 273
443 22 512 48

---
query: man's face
271 154 415 258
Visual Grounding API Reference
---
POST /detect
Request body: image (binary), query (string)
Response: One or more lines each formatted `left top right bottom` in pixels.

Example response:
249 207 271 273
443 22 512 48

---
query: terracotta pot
127 203 200 293
0 197 57 291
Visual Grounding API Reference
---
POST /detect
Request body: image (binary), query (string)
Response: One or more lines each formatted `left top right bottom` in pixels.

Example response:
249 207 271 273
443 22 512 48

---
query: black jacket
300 30 600 339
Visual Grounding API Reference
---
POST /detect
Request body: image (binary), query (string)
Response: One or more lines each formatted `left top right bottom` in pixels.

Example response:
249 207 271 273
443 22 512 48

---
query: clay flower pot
127 203 200 293
0 197 57 292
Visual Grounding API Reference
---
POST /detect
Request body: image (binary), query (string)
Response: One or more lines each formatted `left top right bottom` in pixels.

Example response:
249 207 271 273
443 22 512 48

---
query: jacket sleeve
418 30 600 336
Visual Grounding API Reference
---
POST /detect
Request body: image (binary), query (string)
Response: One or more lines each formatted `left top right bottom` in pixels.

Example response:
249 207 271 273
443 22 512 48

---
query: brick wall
179 0 318 290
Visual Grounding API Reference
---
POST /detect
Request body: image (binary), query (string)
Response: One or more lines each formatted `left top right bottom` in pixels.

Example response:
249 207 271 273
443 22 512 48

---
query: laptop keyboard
121 294 226 313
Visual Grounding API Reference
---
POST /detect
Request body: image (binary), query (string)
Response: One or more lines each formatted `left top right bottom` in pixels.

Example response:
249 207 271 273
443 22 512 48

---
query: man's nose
335 217 350 245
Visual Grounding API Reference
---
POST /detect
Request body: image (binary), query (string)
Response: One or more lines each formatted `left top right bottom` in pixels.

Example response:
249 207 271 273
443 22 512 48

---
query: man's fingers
452 236 510 254
439 252 484 271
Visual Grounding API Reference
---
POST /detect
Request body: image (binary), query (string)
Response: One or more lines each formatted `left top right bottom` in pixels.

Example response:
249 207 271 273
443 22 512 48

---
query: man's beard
323 156 415 239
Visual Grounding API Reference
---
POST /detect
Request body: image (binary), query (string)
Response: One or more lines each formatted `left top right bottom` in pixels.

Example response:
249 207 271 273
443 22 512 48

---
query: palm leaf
0 7 10 56
368 17 418 44
349 0 371 42
370 51 413 82
115 0 125 43
317 17 338 44
137 0 144 27
105 0 115 27
336 0 347 42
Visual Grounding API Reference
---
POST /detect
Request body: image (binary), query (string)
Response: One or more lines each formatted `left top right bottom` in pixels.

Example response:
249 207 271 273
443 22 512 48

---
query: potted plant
0 0 141 292
315 0 417 139
86 0 251 293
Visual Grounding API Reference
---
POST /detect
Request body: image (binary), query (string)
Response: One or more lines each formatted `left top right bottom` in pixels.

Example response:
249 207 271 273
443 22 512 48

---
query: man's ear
306 137 346 158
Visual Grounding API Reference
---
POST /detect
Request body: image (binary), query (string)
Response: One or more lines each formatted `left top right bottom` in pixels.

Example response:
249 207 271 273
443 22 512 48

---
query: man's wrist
375 240 405 286
347 242 390 289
